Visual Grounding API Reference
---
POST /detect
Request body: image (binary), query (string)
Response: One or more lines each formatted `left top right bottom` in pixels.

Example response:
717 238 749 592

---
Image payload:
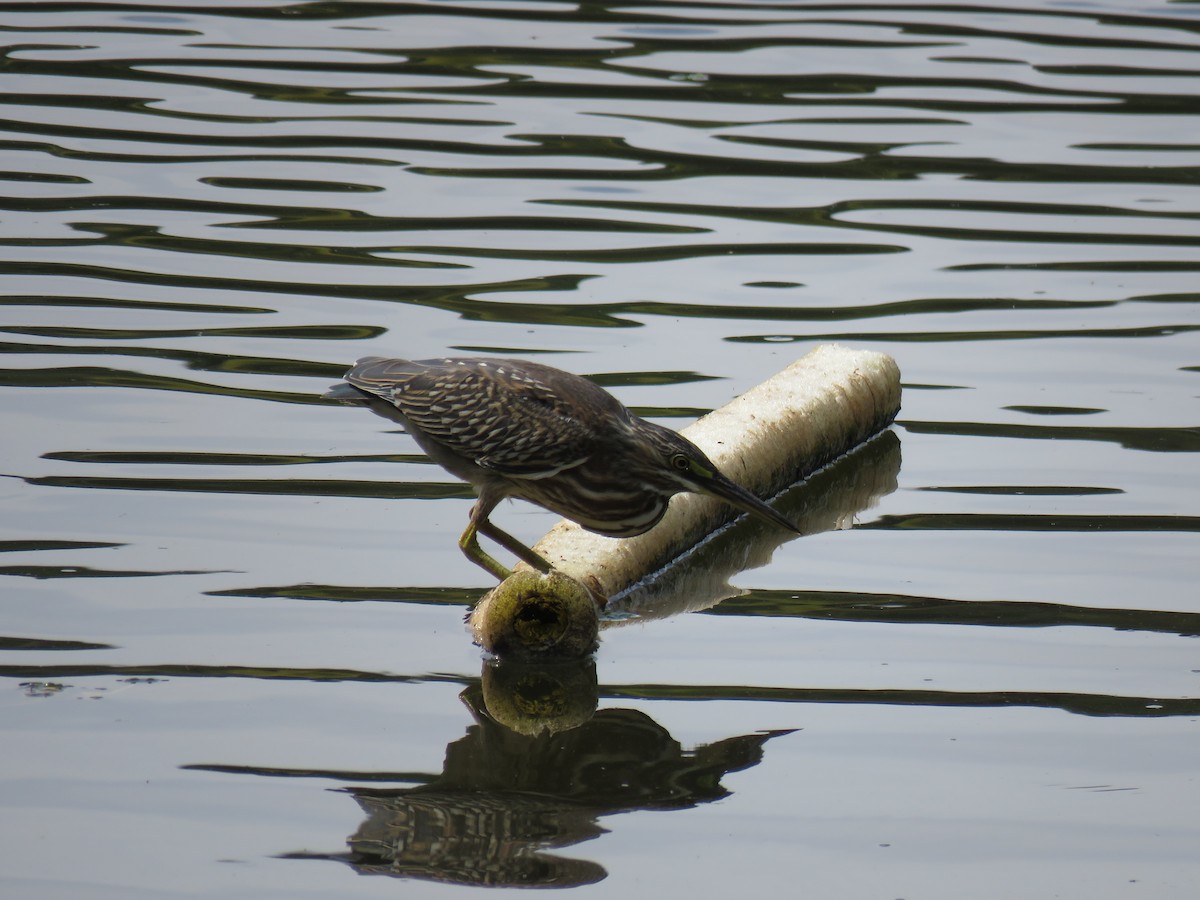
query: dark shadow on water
0 635 114 651
903 419 1200 454
709 588 1200 638
6 660 1195 718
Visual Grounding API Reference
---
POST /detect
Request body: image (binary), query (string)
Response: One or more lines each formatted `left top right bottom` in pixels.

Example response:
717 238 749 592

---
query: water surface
1 1 1198 897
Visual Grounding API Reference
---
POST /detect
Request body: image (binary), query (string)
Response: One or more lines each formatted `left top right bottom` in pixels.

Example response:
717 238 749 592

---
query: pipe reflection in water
479 655 600 736
305 671 790 888
610 428 900 621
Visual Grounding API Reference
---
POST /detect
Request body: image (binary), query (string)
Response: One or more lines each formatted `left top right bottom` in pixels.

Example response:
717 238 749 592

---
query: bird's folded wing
349 358 598 477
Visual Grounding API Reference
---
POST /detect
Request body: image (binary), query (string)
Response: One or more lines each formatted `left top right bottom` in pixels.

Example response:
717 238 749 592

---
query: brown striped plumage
326 356 798 583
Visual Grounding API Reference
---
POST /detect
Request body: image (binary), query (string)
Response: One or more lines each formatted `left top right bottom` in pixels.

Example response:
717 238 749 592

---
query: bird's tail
323 382 369 404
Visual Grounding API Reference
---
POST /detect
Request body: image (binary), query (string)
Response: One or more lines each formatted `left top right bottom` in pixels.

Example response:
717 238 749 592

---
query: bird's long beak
705 473 801 534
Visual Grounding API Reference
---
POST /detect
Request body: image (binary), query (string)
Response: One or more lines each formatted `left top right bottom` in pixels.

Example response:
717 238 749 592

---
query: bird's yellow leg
477 519 553 574
459 488 552 580
459 490 514 580
458 519 516 581
465 491 607 606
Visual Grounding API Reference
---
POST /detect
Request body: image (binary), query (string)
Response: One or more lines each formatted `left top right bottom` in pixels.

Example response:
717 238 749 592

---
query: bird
325 356 800 583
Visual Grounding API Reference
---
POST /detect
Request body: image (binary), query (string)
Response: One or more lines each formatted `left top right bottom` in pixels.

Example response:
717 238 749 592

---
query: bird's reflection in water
331 664 790 887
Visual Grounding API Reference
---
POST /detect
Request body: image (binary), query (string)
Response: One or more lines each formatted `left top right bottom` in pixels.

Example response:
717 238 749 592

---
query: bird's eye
670 453 691 471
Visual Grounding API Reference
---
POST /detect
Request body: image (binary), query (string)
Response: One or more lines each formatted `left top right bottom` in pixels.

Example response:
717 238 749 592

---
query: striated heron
326 356 800 582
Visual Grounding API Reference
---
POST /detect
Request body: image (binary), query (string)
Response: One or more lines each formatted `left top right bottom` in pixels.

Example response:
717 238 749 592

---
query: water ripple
2 5 1198 886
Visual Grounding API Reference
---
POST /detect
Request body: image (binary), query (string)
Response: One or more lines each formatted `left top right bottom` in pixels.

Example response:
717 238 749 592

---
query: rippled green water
2 1 1198 897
